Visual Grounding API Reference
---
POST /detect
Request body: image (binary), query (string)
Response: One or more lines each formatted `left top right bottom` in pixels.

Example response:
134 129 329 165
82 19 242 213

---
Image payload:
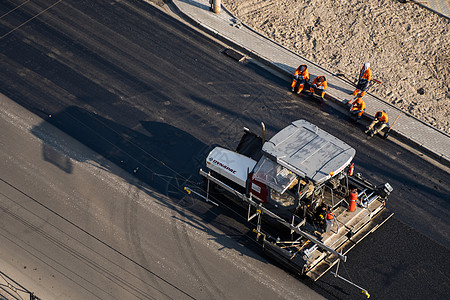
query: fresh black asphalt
1 0 449 298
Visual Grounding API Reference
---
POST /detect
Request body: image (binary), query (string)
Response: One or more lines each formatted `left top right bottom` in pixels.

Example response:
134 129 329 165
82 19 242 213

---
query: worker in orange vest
325 205 335 232
310 75 327 101
352 63 372 97
291 64 309 94
349 97 366 121
366 111 389 137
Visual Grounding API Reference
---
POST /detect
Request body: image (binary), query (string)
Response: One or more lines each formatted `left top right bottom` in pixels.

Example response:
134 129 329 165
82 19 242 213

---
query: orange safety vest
359 67 372 81
376 111 389 123
351 99 366 112
312 76 327 89
326 210 335 220
294 65 309 80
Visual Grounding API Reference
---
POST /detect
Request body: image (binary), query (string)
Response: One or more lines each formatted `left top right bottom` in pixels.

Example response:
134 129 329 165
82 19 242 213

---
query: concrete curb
408 0 450 21
167 0 450 167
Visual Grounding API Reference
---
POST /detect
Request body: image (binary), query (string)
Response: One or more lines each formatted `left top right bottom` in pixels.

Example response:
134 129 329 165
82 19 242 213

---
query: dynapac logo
212 159 237 174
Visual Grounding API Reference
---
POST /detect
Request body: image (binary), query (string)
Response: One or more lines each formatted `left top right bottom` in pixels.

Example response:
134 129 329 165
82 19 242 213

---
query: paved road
0 0 449 299
1 96 322 299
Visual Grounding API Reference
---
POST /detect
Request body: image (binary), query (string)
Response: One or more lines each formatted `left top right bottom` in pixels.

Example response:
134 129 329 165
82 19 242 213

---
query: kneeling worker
366 111 388 137
291 64 309 94
310 75 327 101
349 97 366 120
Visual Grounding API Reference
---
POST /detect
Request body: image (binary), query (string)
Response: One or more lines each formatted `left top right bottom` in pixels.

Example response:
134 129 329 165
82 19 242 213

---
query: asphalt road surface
1 95 324 299
0 0 449 299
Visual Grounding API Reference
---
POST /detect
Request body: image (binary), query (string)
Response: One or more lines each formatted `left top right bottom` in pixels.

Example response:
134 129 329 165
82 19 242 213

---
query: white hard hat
364 62 370 69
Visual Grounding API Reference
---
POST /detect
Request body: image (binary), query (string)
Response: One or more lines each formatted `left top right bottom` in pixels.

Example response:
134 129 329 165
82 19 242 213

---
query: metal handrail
199 169 347 262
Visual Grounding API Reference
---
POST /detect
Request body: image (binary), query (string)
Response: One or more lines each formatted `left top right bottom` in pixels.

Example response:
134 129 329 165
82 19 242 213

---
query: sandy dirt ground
223 0 450 134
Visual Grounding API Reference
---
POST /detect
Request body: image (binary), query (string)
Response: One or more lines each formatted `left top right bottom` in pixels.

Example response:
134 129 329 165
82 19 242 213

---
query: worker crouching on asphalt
349 97 366 121
309 75 327 101
291 64 309 94
353 63 372 97
366 111 389 137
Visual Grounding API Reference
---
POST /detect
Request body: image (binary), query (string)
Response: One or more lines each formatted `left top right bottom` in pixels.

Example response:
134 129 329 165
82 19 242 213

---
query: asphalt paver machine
186 120 393 282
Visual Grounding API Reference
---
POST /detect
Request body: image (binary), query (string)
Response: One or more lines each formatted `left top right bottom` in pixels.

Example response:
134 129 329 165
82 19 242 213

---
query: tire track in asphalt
123 179 168 299
166 173 226 300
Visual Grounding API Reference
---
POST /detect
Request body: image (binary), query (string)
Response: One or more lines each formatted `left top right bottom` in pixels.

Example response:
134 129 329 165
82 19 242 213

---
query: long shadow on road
30 105 267 263
32 106 206 191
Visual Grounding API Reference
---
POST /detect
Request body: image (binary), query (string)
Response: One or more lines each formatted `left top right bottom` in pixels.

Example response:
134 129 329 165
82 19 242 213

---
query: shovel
335 73 382 87
384 112 402 139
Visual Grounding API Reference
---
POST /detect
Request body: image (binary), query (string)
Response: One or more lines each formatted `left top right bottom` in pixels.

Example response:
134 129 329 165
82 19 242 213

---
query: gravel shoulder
223 0 450 133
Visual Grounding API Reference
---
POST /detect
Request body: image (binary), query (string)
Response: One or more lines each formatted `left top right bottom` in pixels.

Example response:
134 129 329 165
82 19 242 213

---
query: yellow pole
212 0 221 14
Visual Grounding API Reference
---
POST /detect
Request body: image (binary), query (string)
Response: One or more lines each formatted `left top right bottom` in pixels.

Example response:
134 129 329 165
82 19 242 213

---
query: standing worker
366 111 388 137
291 64 309 94
325 205 335 233
352 63 372 97
349 97 366 121
310 75 327 101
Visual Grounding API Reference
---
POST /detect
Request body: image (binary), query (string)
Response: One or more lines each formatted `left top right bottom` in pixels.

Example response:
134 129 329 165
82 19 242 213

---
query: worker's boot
297 84 304 94
320 92 325 101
